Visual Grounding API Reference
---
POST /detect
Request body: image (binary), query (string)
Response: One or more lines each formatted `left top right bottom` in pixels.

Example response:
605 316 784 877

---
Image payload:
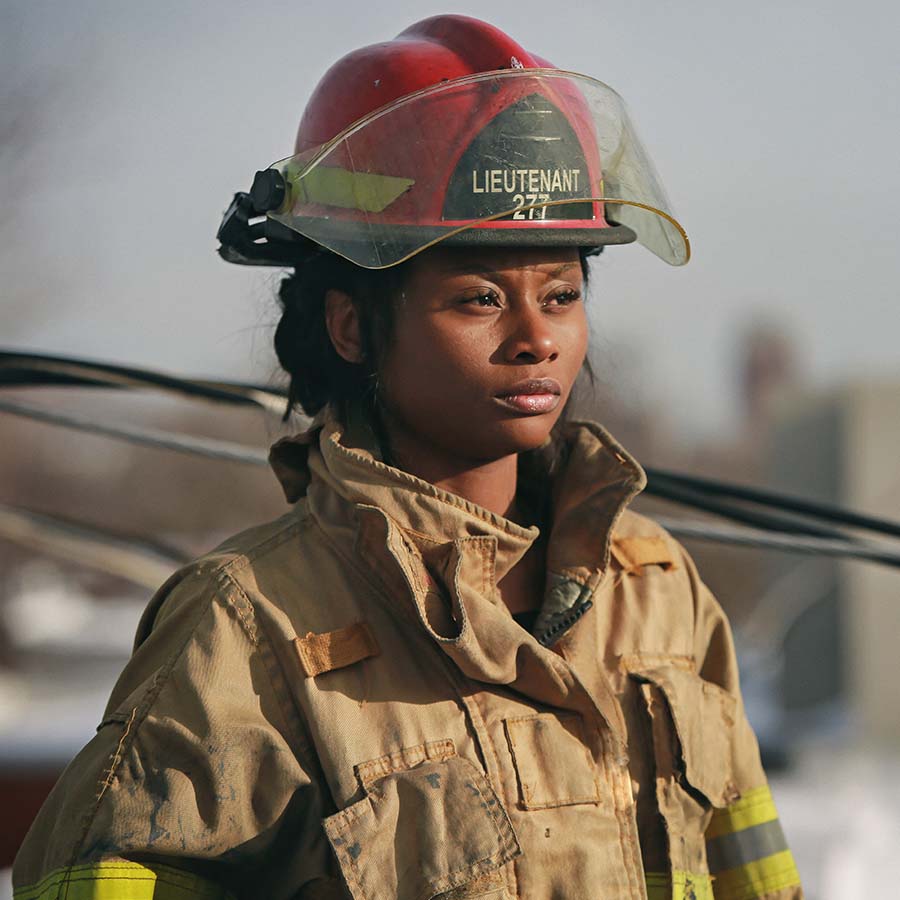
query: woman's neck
379 414 518 518
397 444 519 519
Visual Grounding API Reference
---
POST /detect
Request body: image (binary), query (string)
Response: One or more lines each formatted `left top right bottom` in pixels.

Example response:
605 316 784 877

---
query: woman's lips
494 378 562 415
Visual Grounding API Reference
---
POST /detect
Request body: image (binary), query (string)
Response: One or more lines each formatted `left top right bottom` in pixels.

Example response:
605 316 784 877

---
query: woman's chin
461 415 560 461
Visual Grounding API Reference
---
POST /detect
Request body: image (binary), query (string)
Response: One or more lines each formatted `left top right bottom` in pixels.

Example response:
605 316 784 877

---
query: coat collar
269 406 645 590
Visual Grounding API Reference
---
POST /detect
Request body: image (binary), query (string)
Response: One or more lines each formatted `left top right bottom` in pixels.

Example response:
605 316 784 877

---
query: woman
13 15 803 900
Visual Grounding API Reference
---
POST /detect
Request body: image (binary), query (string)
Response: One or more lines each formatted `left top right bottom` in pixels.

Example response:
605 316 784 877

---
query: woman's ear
324 289 364 363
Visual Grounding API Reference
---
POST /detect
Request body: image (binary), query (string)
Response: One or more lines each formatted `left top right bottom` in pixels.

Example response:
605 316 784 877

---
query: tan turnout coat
14 414 803 900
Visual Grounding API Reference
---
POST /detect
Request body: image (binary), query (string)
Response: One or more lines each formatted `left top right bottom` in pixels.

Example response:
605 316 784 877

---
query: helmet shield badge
267 70 689 268
442 93 593 223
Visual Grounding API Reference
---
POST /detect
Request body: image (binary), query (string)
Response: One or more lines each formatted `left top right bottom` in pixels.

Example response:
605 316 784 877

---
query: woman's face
377 245 589 465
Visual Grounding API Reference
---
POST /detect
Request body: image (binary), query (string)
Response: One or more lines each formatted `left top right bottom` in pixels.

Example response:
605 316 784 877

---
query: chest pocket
627 662 739 879
323 741 519 900
504 713 602 810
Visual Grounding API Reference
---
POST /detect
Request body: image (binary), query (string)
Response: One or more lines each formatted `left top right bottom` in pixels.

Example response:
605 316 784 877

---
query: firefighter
13 14 802 900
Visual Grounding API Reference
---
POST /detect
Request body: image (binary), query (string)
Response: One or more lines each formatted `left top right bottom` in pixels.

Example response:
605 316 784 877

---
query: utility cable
0 503 189 588
0 398 270 466
655 517 900 569
647 466 900 540
0 349 288 415
642 477 854 541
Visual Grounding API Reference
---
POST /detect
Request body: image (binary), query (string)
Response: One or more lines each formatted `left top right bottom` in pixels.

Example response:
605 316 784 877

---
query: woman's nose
503 306 559 364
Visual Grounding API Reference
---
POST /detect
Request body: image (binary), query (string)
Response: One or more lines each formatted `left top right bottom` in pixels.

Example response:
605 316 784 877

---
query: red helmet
218 15 689 268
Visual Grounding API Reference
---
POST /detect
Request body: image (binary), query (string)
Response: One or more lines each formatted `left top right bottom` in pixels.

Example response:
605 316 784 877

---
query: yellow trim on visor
283 162 415 214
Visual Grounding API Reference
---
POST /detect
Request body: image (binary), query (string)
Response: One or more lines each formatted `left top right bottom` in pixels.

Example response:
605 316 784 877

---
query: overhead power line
0 398 270 466
656 517 900 569
0 503 189 588
643 477 855 541
647 466 900 540
0 349 288 415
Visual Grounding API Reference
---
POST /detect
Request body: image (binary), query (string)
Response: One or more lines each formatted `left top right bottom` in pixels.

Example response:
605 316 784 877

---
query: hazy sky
3 0 899 438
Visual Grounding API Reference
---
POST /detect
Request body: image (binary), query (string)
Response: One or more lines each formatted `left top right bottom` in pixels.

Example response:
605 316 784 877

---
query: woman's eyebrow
548 262 581 278
444 262 581 278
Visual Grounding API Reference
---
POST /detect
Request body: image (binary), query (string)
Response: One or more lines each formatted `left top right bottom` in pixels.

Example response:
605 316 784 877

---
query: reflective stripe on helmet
283 162 415 214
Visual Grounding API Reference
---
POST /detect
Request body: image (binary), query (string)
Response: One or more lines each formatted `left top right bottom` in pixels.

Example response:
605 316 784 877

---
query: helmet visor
269 69 689 268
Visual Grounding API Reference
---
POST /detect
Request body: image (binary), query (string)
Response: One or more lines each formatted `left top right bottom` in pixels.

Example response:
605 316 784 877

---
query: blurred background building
2 1 900 898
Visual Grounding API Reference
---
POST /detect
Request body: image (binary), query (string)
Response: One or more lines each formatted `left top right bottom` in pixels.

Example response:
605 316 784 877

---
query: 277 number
512 193 551 220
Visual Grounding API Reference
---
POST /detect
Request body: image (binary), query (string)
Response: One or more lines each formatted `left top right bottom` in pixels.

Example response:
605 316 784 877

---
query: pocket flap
324 751 519 900
504 714 602 810
628 663 738 807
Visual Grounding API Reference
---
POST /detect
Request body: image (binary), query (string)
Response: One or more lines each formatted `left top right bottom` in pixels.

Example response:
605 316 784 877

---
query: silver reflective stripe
706 817 790 873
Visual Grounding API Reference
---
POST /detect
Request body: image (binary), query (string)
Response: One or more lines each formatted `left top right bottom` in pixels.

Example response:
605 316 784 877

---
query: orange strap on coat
294 622 380 677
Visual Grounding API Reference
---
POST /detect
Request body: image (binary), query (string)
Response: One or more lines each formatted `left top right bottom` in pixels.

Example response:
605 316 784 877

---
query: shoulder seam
214 570 260 645
218 568 321 770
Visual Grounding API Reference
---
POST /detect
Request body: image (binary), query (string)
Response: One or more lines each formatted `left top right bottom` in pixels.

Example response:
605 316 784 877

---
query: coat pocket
627 661 740 881
503 713 602 810
323 744 519 900
627 662 738 808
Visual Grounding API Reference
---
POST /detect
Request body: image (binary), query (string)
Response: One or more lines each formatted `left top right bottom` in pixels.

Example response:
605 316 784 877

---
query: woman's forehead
408 244 582 279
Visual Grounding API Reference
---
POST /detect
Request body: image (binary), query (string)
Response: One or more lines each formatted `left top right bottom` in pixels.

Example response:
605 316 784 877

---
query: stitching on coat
401 538 429 599
460 690 518 899
355 739 456 788
96 707 137 802
221 573 325 778
221 581 258 646
325 795 372 833
398 523 445 546
606 725 644 900
484 541 496 597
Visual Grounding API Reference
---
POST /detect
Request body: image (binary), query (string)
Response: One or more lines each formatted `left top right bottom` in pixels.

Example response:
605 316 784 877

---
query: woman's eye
462 290 502 308
544 289 582 307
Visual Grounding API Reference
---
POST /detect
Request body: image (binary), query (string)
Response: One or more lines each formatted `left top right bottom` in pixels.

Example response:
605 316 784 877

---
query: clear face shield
264 70 689 269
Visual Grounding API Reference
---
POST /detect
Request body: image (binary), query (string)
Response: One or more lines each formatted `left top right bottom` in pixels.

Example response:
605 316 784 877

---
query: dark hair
274 246 597 422
274 252 403 422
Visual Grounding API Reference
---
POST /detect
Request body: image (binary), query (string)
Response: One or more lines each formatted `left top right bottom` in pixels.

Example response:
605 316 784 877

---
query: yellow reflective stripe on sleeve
13 861 235 900
711 849 802 900
704 784 802 898
706 785 778 840
645 870 714 900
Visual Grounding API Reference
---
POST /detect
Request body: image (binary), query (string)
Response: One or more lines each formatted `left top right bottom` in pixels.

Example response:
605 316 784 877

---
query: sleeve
688 555 804 900
12 566 341 900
